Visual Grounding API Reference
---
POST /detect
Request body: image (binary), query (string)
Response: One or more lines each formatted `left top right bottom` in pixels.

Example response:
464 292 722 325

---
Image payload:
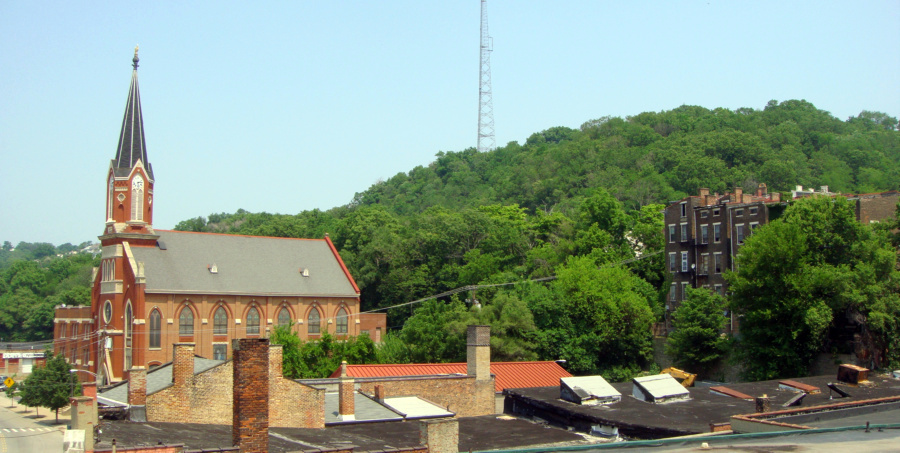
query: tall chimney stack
467 325 491 381
338 361 355 421
233 338 269 453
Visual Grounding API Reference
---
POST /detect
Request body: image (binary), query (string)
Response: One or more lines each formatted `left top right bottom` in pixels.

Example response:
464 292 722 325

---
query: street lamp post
69 369 100 396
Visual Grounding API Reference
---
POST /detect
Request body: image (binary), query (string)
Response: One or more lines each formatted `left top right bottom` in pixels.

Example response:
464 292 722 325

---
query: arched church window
124 301 133 370
213 307 228 335
246 307 260 336
149 309 161 348
277 307 291 327
336 307 348 334
131 175 144 221
108 177 114 220
179 306 194 336
307 308 320 335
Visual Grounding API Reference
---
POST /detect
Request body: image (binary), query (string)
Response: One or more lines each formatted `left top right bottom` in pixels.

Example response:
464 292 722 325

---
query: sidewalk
0 390 72 428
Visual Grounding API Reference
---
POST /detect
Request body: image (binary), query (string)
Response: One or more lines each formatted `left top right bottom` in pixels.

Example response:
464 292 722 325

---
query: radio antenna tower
477 0 495 152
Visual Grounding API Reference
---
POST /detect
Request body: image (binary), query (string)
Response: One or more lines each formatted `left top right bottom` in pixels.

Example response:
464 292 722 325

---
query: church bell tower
101 46 157 245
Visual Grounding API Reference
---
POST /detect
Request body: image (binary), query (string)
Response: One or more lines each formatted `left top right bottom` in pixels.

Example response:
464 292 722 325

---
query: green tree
665 288 729 371
728 196 900 379
528 257 654 378
18 350 80 423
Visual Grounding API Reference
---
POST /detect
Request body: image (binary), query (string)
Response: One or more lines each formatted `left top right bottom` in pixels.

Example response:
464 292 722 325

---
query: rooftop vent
208 264 218 274
560 376 621 406
632 374 690 404
301 268 309 277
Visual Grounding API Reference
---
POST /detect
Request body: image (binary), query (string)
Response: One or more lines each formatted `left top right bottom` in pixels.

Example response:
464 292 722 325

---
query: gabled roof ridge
155 229 325 241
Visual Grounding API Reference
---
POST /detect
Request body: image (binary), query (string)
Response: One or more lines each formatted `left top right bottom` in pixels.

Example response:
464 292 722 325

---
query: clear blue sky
2 1 899 246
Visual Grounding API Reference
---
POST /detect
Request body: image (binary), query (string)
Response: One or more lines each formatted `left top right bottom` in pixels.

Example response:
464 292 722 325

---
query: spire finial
133 45 139 70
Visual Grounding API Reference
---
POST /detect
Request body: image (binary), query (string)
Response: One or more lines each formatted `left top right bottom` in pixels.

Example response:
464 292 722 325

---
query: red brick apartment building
664 184 899 333
54 49 385 385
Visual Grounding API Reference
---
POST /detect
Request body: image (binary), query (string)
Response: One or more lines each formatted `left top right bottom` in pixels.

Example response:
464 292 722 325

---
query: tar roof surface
96 415 589 452
505 374 900 439
130 230 358 297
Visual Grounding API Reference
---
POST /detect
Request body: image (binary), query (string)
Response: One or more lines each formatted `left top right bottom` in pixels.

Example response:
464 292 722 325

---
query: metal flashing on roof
709 385 754 401
560 376 621 405
779 380 821 394
632 374 690 404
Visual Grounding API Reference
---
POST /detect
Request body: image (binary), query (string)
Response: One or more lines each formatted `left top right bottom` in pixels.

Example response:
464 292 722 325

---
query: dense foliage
665 288 729 370
728 196 900 379
172 100 899 380
0 243 97 341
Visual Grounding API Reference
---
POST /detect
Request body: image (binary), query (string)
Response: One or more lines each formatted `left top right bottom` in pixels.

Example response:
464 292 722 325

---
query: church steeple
113 46 153 181
103 47 157 237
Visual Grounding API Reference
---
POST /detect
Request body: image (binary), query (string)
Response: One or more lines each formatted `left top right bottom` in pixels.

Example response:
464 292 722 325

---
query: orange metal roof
330 361 572 393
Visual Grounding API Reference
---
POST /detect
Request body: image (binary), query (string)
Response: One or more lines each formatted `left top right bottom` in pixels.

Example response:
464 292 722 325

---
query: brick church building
55 49 385 385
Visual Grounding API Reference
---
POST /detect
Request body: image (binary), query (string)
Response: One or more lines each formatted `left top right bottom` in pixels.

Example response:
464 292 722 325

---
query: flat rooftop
94 415 590 452
504 374 900 439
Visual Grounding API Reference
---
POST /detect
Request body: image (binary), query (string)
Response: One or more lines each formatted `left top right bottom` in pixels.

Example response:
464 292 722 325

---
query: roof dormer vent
208 264 218 274
301 268 309 277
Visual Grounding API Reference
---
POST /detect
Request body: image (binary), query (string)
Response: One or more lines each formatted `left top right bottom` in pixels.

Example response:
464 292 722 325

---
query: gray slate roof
99 357 224 406
113 51 153 180
129 230 359 297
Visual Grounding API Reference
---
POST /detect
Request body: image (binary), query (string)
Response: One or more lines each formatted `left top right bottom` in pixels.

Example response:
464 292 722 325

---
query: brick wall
420 418 459 453
857 192 899 224
146 344 324 428
233 338 269 453
357 375 494 418
268 345 325 428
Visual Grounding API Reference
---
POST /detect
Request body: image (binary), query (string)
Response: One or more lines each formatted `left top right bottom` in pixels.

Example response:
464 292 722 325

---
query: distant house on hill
53 49 384 385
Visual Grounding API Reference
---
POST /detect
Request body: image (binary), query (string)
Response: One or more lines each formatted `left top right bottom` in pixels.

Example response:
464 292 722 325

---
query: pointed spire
114 46 153 180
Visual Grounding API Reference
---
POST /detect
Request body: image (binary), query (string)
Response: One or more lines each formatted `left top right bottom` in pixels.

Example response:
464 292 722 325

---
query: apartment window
680 202 687 218
213 307 228 335
336 307 348 334
308 308 321 334
680 223 688 242
149 309 161 349
735 209 743 217
680 251 688 272
277 307 291 327
179 306 194 336
736 224 745 245
668 253 677 272
669 283 677 302
84 348 89 366
246 307 260 336
714 253 723 274
714 284 724 296
749 206 758 216
700 254 709 275
713 223 721 243
701 211 708 219
713 208 720 216
213 344 227 361
700 225 708 244
681 282 689 300
750 222 759 232
668 225 676 243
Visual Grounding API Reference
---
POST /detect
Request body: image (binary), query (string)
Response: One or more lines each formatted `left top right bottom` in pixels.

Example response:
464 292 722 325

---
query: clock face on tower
132 176 144 191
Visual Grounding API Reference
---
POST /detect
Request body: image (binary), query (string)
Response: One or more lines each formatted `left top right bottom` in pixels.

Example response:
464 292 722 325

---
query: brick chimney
467 325 490 381
69 396 98 453
338 361 355 421
268 344 283 378
127 366 148 422
374 384 385 404
233 338 269 453
172 343 195 387
420 418 459 453
757 183 767 197
127 367 147 406
734 186 743 202
82 382 97 400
